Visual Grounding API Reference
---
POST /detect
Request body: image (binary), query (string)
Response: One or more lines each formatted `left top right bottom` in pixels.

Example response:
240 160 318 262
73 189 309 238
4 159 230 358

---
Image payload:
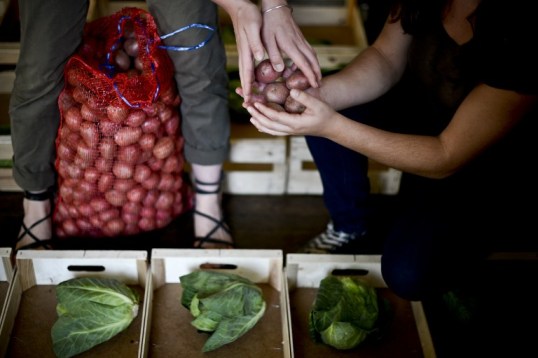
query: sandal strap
194 172 224 194
194 210 231 235
17 211 52 244
193 210 233 248
17 190 54 250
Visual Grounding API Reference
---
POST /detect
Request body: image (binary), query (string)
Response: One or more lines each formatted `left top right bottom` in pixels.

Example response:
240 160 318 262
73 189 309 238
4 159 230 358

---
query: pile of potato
251 59 310 113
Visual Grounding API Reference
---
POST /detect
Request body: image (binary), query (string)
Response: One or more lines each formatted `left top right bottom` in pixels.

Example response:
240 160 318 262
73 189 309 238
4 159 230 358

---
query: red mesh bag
53 8 192 238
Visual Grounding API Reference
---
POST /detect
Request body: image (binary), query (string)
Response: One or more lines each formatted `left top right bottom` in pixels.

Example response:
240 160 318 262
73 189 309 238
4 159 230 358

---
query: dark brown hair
388 0 450 34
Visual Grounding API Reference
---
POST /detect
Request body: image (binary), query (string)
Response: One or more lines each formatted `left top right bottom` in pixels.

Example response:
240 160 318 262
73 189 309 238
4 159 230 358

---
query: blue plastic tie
159 23 215 52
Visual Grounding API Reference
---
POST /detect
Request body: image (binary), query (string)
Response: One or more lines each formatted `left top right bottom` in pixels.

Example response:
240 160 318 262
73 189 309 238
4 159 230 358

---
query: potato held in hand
286 70 310 90
253 59 310 113
255 59 283 84
263 82 289 105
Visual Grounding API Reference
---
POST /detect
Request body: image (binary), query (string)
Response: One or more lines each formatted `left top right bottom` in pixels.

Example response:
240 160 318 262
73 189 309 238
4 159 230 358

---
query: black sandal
192 175 235 249
16 188 55 251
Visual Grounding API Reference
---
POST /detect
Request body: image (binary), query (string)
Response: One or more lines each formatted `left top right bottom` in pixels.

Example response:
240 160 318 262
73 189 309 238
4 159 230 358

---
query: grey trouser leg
9 0 88 191
147 0 230 165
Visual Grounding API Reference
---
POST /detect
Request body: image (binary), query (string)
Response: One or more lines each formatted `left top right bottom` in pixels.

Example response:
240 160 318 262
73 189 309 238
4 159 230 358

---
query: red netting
53 8 193 238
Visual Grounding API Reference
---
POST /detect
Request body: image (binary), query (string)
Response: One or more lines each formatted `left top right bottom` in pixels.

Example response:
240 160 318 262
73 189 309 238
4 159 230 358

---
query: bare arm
321 85 536 178
249 82 536 179
320 17 411 110
245 17 537 178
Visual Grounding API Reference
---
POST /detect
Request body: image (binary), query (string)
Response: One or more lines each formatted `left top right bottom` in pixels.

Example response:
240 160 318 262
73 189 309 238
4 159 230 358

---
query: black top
405 0 538 132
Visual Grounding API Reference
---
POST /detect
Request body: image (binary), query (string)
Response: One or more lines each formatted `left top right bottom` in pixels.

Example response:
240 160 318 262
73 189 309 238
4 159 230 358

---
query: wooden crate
285 254 436 358
142 248 290 358
0 250 149 358
286 136 323 194
225 122 288 194
0 247 13 358
287 136 402 195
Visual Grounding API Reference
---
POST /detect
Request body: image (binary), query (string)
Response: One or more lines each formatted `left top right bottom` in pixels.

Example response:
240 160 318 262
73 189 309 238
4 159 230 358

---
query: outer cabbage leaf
309 275 379 350
203 303 266 352
180 271 266 352
51 277 139 358
180 270 252 308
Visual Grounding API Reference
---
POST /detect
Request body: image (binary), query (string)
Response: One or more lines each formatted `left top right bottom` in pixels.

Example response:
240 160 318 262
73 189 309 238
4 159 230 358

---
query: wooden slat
0 42 18 65
0 70 14 93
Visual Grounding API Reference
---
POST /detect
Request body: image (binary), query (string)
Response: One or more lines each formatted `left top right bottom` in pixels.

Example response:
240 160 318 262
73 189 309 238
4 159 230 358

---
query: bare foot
16 197 53 250
193 193 233 249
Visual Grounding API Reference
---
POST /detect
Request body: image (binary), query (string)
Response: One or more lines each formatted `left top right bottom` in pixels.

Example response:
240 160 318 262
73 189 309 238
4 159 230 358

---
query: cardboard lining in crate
1 250 148 358
143 249 290 357
285 254 436 358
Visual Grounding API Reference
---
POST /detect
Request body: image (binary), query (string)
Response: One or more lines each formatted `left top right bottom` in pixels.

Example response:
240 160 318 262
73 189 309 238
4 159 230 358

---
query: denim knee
381 252 436 301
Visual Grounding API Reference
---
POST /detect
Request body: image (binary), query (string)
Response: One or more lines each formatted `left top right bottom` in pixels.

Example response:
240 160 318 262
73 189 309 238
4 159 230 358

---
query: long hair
388 0 449 34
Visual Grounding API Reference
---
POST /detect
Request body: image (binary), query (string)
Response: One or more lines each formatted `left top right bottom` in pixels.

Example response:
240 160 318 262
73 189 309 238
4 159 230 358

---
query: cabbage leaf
180 271 266 352
51 277 139 358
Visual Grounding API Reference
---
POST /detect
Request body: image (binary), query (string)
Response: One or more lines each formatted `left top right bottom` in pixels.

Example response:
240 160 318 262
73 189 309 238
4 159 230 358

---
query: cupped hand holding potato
247 87 337 138
237 59 312 113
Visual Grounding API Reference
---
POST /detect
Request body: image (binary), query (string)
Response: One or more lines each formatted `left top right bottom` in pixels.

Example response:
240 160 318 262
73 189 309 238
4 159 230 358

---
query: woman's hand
217 0 265 104
215 1 321 105
261 3 321 91
247 88 337 137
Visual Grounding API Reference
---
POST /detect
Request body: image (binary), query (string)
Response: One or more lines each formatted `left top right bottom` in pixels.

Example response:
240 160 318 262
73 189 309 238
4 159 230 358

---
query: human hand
261 3 321 91
220 1 265 104
246 88 336 137
218 1 321 105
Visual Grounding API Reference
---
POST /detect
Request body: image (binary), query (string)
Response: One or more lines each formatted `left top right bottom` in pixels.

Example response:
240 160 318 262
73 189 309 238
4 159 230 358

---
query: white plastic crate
0 250 149 357
143 248 290 358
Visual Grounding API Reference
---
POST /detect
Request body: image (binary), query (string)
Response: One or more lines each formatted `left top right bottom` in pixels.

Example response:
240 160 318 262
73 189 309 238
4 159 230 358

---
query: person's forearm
319 47 399 111
321 18 410 111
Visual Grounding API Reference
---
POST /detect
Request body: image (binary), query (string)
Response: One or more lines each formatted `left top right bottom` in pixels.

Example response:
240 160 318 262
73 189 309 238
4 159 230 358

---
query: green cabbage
180 271 266 352
309 275 379 350
51 277 139 358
